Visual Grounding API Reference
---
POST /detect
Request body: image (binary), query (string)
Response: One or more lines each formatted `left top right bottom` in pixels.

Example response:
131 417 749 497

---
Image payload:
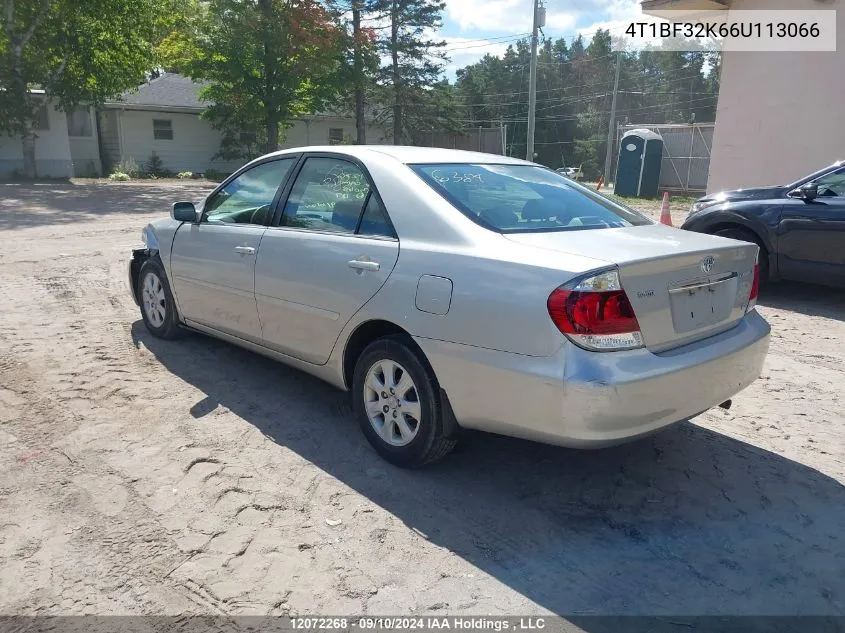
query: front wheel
138 259 184 339
352 336 456 467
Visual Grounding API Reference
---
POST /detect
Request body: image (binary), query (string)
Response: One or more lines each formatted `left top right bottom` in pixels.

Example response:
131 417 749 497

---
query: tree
327 0 379 144
375 0 447 144
0 0 166 177
163 0 344 158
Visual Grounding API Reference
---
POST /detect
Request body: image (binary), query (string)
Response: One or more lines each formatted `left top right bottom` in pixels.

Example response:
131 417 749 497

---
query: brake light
547 269 643 351
747 262 759 312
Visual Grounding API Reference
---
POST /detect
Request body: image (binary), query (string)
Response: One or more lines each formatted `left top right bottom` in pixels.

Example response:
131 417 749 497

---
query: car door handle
348 259 380 272
233 246 256 255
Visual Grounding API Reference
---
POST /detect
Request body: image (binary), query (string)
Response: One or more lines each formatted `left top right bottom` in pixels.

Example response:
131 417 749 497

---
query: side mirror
797 183 818 201
172 201 198 222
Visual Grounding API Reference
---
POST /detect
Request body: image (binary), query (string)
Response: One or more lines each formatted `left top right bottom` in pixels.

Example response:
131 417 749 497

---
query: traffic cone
596 175 604 191
659 191 673 226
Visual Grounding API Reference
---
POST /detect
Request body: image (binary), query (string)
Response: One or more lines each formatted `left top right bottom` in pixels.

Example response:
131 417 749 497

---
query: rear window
410 163 651 233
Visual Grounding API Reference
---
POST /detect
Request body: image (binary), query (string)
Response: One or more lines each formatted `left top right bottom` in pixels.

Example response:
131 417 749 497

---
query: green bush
109 171 130 181
114 157 141 178
143 152 169 178
177 171 194 180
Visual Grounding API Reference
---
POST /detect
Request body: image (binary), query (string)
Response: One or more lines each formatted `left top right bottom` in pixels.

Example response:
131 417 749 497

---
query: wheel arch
700 219 775 280
342 318 461 441
690 211 772 252
342 320 428 390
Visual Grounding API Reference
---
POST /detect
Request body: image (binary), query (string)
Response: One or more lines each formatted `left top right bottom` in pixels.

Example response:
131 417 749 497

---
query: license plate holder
669 276 735 334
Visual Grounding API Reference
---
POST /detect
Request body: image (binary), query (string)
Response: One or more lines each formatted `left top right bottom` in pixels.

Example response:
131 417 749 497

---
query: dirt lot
1 182 843 617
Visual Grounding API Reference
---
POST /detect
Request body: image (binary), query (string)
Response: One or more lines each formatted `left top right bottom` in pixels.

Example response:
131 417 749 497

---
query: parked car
682 160 845 288
129 146 770 467
556 166 579 180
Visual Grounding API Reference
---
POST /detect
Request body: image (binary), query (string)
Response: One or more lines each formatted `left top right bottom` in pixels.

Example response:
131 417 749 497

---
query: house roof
105 72 376 121
107 73 208 111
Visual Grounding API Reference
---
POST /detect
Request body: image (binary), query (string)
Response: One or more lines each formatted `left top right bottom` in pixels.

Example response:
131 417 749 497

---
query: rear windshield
410 163 651 233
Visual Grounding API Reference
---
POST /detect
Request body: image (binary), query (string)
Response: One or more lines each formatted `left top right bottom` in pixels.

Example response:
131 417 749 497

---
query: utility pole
603 51 621 185
526 0 543 162
352 0 366 144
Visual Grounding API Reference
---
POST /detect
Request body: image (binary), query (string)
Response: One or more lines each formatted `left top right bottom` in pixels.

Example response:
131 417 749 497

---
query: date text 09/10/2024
290 618 548 631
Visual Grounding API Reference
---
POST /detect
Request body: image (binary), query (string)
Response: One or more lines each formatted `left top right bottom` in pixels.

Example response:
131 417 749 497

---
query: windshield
410 164 651 233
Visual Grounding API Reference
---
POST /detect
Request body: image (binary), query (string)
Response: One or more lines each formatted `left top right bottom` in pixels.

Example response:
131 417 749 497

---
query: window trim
267 152 397 240
152 118 174 141
200 155 300 227
328 128 344 145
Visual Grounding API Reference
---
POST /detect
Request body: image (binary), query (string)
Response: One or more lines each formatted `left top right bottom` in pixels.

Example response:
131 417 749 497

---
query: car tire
714 228 770 285
352 336 456 467
138 258 184 340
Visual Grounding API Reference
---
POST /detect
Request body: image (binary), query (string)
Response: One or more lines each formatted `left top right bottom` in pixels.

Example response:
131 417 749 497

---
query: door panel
171 224 266 341
254 155 399 364
168 158 297 341
778 168 845 286
255 230 399 364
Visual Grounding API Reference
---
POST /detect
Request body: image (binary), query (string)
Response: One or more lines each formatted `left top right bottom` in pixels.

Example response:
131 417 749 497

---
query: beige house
0 95 101 178
643 0 845 193
99 73 391 175
0 73 389 179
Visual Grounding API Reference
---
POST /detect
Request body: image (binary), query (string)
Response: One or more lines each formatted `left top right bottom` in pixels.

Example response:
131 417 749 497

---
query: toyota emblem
700 255 715 273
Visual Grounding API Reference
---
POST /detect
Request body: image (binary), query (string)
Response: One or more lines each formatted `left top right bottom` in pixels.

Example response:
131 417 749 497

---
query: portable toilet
614 129 663 198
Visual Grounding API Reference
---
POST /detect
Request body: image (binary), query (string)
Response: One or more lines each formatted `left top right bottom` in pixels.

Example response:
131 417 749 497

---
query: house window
328 128 344 145
66 107 92 137
153 119 173 140
33 104 49 131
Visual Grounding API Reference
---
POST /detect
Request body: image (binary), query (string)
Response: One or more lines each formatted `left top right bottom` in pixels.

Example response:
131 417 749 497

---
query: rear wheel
714 227 769 284
352 336 456 467
138 259 184 339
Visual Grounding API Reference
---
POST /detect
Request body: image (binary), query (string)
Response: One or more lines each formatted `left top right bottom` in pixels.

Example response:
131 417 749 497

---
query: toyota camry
129 146 770 467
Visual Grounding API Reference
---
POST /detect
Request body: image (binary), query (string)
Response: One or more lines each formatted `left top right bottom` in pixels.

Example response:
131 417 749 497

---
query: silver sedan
129 146 770 467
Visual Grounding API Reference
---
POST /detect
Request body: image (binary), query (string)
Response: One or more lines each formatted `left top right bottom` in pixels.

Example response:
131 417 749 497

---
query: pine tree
374 0 447 144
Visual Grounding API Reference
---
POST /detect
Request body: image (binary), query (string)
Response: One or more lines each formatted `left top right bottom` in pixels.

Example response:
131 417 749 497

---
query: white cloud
575 0 661 40
445 0 574 34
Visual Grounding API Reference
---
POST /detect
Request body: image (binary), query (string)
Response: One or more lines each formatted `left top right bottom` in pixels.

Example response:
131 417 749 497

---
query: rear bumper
414 310 771 448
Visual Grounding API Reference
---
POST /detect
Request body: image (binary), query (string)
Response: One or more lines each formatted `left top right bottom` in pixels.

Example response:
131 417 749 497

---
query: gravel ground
0 182 843 618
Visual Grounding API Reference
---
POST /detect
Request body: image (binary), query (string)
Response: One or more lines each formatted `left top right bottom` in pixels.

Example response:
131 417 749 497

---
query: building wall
112 110 390 175
707 0 845 193
0 101 73 178
116 109 242 175
284 117 392 147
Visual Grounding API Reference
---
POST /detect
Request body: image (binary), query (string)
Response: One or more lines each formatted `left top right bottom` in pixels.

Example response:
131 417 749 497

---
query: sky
439 0 651 78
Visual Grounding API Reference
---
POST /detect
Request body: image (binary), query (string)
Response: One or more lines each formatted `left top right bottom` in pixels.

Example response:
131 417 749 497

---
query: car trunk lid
505 224 758 352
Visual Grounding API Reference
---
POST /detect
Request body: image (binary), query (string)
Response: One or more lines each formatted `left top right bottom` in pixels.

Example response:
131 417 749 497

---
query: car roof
260 145 534 166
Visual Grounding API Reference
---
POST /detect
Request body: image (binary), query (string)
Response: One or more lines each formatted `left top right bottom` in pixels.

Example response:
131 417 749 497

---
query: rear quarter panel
356 234 610 358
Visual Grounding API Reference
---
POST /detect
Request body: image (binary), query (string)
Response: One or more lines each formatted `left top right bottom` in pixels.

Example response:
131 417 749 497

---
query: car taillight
547 269 643 351
746 262 759 312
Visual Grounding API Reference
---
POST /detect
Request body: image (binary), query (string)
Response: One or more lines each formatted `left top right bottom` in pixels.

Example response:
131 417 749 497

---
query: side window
153 119 173 140
282 158 371 233
814 167 845 197
358 194 395 238
203 159 295 226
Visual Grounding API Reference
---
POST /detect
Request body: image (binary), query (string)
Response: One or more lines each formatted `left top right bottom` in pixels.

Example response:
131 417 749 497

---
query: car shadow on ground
759 281 845 322
132 322 844 620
